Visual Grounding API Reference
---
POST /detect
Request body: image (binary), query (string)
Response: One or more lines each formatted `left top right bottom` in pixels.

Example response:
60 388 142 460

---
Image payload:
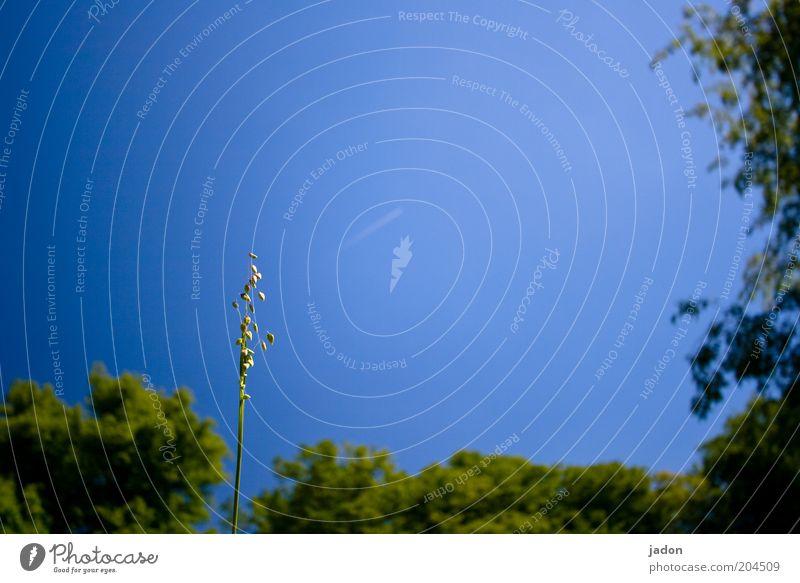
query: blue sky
0 0 755 506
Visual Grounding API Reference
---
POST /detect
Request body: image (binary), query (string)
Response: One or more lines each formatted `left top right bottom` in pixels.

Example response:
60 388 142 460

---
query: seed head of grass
232 252 277 375
231 250 275 535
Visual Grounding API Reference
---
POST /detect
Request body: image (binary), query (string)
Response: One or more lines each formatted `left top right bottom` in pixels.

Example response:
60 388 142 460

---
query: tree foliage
694 393 800 533
656 0 800 533
247 440 706 533
0 366 228 533
2 368 794 533
664 0 800 415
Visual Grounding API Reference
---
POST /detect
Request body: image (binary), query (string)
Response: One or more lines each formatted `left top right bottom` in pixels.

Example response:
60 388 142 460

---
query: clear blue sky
0 0 752 503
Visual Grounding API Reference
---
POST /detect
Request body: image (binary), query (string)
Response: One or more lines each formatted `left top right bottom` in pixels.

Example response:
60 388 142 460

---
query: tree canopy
1 369 795 533
693 393 800 533
664 0 800 416
247 440 707 534
647 1 800 533
0 367 228 533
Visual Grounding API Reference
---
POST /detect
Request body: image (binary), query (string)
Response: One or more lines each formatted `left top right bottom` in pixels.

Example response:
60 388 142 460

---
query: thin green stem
231 337 247 534
230 257 267 534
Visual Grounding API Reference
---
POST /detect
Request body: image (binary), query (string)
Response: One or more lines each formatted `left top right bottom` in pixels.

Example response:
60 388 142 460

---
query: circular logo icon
19 543 46 571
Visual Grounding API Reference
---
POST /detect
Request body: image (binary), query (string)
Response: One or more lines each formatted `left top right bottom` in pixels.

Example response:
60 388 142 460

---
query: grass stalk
229 252 275 534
